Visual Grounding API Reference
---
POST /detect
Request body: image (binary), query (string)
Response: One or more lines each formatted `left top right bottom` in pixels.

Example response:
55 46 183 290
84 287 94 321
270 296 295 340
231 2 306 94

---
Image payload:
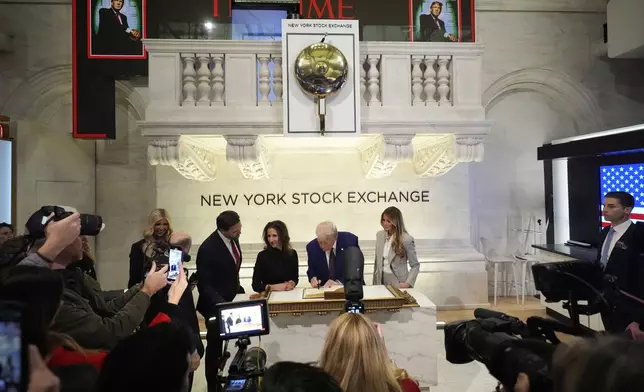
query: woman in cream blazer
372 207 420 288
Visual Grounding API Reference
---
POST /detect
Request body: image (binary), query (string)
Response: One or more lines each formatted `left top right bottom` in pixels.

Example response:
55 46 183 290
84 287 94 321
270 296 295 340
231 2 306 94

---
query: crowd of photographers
0 207 423 392
3 196 644 392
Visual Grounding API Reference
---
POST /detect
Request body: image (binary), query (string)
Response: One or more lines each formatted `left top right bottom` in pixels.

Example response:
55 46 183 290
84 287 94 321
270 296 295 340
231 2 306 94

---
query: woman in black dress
252 220 299 293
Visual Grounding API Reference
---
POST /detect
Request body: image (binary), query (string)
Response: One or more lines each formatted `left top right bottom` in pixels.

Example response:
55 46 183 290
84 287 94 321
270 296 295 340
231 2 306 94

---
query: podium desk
227 285 438 389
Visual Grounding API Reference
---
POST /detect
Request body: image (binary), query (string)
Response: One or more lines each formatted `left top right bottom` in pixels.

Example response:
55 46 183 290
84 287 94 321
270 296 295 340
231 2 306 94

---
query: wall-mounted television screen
600 163 644 228
0 139 13 224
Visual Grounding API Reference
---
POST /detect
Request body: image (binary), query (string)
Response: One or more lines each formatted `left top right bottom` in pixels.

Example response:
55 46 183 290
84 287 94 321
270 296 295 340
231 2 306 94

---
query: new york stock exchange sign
200 190 431 207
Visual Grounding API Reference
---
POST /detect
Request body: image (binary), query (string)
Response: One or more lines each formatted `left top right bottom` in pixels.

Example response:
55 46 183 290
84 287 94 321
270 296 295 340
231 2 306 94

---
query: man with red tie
196 210 245 391
95 0 142 55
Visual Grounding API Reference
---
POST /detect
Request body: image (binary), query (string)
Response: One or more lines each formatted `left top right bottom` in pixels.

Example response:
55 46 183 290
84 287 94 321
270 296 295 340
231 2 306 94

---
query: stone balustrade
142 39 486 136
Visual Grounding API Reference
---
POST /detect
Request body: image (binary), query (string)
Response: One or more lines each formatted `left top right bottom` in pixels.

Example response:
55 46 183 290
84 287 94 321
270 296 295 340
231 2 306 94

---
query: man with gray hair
306 221 359 288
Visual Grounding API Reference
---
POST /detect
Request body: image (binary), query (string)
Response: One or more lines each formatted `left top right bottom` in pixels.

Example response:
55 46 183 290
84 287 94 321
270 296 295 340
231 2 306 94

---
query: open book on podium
261 285 419 316
302 286 344 300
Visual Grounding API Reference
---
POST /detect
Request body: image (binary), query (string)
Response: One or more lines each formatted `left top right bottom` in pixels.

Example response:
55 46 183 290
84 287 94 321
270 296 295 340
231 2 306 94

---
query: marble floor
191 297 546 392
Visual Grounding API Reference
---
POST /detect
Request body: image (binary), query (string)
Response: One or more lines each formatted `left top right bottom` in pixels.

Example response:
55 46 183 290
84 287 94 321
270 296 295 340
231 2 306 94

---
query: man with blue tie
597 191 644 333
306 221 360 288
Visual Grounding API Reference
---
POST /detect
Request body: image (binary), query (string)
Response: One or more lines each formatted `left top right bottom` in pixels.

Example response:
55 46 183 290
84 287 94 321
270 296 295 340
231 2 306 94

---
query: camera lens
79 214 103 236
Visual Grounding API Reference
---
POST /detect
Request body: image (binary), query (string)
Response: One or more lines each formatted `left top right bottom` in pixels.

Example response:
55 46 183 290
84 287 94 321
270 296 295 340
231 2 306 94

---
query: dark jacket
597 222 644 298
196 231 245 319
306 231 359 283
50 269 150 350
419 14 448 42
597 222 644 332
128 239 146 288
95 7 141 56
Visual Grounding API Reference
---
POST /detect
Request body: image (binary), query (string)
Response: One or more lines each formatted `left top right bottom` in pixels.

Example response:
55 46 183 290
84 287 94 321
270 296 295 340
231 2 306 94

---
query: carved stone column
360 135 414 179
147 137 217 181
225 136 270 180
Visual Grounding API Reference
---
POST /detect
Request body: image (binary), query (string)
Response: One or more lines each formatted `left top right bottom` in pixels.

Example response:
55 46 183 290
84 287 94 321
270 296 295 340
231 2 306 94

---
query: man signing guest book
306 221 360 288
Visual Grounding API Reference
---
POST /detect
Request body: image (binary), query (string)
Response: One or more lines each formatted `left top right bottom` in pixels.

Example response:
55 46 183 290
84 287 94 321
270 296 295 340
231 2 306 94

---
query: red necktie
116 13 123 25
232 242 241 268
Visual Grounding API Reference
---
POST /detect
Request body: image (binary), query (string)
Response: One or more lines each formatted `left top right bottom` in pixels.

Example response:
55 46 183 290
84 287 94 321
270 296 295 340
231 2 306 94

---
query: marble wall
3 0 644 292
156 154 470 245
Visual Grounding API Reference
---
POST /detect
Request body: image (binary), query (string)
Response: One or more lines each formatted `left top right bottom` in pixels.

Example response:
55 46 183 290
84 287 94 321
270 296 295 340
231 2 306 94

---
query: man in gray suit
372 207 420 288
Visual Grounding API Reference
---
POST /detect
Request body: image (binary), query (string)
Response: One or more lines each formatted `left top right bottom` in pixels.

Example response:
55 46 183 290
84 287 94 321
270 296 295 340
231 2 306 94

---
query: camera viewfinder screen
219 303 266 339
0 320 22 392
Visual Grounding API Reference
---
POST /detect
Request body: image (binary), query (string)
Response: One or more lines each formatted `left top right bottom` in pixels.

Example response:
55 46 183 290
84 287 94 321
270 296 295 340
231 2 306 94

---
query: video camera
214 299 271 392
445 309 556 392
342 246 365 314
445 260 644 391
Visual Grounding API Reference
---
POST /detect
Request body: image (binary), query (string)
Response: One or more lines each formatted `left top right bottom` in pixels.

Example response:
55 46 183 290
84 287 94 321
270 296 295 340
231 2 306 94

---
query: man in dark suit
95 0 142 55
196 210 244 392
419 1 457 42
306 221 360 288
597 191 644 333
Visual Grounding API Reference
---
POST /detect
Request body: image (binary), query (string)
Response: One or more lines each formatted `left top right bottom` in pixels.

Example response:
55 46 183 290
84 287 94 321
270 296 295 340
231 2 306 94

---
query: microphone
342 246 364 302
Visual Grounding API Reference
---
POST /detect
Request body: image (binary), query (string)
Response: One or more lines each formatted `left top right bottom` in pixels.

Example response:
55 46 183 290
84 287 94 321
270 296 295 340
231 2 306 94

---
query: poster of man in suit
89 0 145 58
412 0 473 42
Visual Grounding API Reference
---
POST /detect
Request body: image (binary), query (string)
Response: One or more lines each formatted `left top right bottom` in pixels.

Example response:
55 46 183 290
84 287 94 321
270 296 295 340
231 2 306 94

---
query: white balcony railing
142 39 486 136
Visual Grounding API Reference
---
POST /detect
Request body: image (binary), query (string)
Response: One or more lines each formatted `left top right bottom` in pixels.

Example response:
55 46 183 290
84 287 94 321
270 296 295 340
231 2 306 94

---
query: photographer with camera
18 206 170 350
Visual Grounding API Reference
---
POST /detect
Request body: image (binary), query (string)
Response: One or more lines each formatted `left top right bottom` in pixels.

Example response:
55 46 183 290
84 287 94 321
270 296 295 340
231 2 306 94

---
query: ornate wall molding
225 135 270 180
360 135 414 179
1 64 147 128
1 64 72 120
148 137 217 181
454 136 485 163
483 68 605 134
412 135 458 177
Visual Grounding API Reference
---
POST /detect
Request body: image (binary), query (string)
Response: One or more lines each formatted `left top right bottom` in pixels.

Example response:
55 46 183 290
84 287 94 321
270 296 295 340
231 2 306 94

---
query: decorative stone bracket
148 137 217 182
412 135 484 177
225 136 270 180
147 133 483 181
360 135 415 178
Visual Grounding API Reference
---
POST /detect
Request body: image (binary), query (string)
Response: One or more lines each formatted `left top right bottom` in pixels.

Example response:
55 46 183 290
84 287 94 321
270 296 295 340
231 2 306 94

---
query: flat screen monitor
600 163 644 228
231 9 286 41
0 139 13 224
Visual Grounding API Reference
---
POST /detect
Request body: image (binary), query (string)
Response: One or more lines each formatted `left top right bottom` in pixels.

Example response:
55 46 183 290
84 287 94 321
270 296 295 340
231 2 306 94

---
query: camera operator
511 336 644 392
18 206 170 350
597 192 644 333
260 362 343 392
98 323 195 392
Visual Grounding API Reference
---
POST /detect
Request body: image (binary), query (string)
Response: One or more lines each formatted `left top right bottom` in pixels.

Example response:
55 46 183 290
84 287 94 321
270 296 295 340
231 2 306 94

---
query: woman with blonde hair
128 208 173 287
319 312 420 392
373 206 420 288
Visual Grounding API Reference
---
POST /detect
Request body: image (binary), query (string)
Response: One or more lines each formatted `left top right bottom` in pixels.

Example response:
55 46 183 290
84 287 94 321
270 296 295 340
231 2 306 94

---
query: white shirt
218 230 238 262
601 220 632 260
383 236 392 274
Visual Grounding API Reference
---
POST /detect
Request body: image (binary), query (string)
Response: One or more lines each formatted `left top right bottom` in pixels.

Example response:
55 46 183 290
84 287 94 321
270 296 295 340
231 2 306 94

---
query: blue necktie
600 227 615 268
